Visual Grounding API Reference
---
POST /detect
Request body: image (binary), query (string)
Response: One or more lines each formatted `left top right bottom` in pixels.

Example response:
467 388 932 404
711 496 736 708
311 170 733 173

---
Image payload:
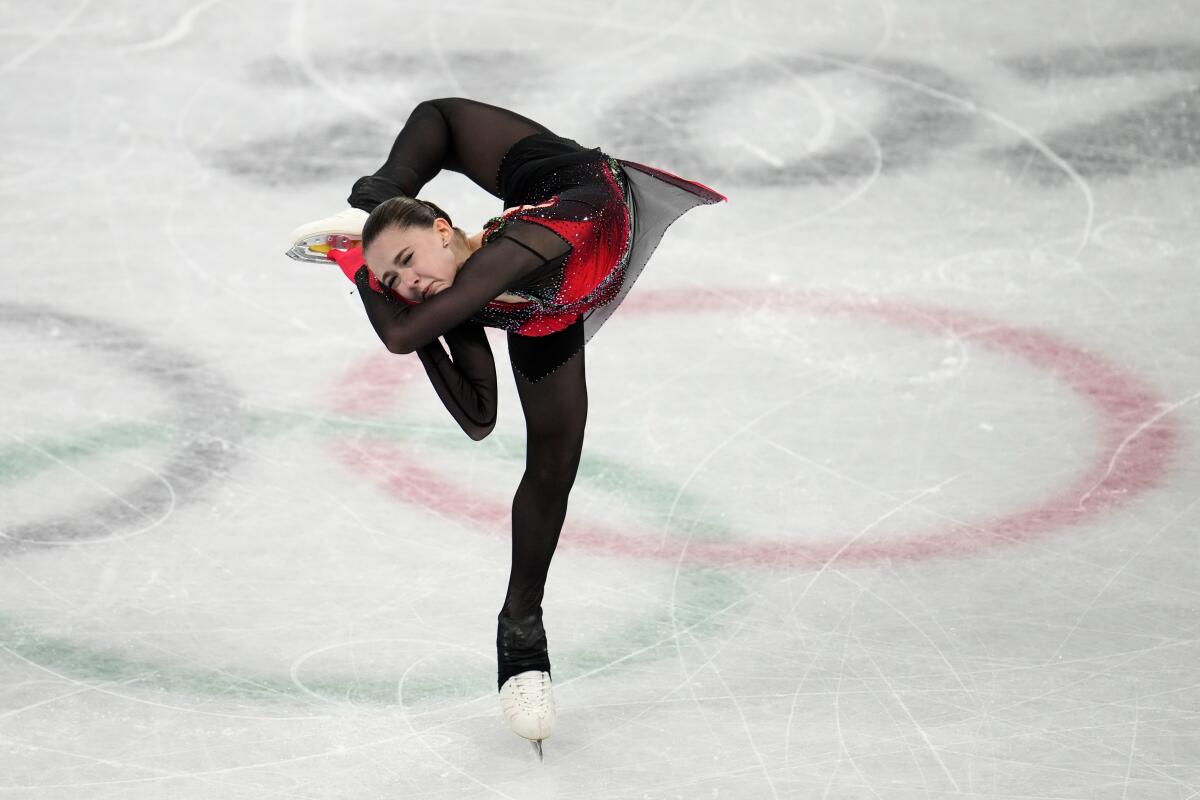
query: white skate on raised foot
499 669 555 761
285 208 368 264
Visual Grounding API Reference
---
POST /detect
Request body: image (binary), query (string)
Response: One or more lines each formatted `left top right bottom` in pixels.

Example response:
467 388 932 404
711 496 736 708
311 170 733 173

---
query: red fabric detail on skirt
482 160 632 336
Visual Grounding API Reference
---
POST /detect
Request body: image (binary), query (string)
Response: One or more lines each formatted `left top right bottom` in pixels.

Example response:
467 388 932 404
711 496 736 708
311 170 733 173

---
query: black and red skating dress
339 129 725 386
471 133 726 353
329 99 726 436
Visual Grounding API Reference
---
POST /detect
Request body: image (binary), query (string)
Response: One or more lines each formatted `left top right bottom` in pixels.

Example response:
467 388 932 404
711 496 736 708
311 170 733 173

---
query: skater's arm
348 262 496 439
362 221 571 354
415 322 498 441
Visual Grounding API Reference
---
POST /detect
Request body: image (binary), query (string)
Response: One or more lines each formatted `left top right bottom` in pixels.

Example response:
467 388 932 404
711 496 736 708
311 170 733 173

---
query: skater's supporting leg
502 325 588 620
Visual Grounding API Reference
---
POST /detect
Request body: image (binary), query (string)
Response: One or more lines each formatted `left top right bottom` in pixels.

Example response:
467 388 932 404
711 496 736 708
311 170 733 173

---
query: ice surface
1 1 1198 797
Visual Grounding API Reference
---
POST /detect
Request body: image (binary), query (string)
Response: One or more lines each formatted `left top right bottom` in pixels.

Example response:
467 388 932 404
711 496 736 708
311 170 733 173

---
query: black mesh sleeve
491 219 573 265
415 322 498 441
354 228 569 354
344 97 572 436
346 96 572 352
355 265 498 440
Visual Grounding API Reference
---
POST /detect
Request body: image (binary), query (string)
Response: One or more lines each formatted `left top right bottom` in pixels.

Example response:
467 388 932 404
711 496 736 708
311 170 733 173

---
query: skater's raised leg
287 97 555 259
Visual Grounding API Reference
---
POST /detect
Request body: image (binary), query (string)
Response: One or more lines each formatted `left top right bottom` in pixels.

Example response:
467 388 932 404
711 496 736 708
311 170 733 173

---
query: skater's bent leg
502 337 588 620
353 98 555 208
370 101 451 198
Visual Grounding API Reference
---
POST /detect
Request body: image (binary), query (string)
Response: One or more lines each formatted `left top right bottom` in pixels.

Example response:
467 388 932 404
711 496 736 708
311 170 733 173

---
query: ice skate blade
532 739 543 762
285 234 360 265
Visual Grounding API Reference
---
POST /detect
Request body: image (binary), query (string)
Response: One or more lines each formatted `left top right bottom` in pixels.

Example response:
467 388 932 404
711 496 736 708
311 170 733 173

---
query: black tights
503 322 587 620
344 98 589 686
493 321 587 689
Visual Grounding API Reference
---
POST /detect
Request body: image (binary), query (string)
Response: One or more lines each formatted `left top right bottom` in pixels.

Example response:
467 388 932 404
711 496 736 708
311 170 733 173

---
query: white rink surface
1 1 1199 798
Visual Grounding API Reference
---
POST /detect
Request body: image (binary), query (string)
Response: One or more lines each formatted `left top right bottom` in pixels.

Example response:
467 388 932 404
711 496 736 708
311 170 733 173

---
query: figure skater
286 97 725 757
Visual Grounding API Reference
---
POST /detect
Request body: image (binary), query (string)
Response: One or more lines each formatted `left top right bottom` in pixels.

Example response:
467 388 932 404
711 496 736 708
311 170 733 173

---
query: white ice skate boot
499 669 556 757
285 207 368 264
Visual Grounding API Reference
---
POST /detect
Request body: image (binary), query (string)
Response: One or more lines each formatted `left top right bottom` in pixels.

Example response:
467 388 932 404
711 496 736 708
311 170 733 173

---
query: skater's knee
524 446 583 494
410 99 448 123
525 460 581 492
424 97 466 117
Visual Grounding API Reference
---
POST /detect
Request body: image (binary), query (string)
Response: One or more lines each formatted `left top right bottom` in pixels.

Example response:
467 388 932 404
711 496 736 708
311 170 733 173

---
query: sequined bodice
496 133 607 207
467 156 633 336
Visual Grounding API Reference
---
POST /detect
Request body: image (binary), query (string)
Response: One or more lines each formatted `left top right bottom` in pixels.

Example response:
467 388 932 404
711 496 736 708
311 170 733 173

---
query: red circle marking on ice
327 289 1178 567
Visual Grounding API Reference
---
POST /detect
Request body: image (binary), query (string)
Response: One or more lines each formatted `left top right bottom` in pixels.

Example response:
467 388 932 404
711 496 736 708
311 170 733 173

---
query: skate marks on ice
595 54 978 186
244 49 540 90
207 48 980 189
205 40 1200 195
998 42 1200 182
0 303 246 556
610 42 1200 187
0 310 749 707
208 119 389 185
205 50 550 186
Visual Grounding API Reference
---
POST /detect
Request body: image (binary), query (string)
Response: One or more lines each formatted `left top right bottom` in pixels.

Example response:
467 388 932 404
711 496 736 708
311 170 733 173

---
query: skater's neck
448 229 486 270
467 229 485 254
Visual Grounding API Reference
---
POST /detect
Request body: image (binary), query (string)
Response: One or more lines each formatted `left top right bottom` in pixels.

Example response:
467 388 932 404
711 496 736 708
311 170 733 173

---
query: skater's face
364 220 459 303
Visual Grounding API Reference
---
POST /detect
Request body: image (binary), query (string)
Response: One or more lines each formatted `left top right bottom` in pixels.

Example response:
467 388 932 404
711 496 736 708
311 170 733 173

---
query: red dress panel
468 156 633 337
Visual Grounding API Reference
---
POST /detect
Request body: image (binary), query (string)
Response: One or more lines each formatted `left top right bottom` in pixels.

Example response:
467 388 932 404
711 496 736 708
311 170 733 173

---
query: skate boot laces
499 669 556 749
507 670 552 711
496 614 556 755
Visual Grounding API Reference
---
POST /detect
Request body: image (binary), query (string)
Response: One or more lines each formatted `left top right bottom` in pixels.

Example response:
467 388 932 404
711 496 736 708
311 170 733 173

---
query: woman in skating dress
286 97 725 756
